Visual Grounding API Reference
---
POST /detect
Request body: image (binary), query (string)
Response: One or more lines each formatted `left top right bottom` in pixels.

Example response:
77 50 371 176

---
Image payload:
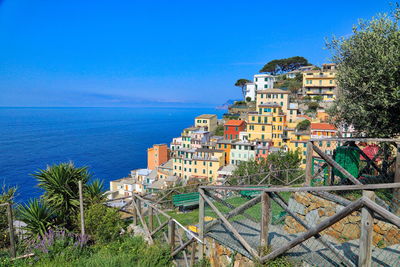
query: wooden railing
198 183 400 267
110 193 203 267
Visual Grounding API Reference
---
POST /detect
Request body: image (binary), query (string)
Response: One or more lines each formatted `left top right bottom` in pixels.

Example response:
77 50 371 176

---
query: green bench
172 192 200 210
239 186 268 198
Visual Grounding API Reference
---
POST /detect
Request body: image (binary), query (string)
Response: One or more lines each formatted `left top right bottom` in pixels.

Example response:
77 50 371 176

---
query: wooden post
190 242 196 266
132 196 137 225
149 207 153 232
198 188 205 260
393 142 400 215
359 190 375 267
168 219 176 254
6 203 16 258
260 192 270 250
305 141 313 185
78 180 85 237
137 198 142 217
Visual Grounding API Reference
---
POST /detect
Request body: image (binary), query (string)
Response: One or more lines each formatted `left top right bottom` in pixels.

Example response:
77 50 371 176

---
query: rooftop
196 114 217 119
257 88 290 94
196 148 224 153
311 123 337 131
225 120 245 126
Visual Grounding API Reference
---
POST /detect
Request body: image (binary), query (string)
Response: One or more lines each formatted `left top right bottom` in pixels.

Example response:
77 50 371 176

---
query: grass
149 192 292 227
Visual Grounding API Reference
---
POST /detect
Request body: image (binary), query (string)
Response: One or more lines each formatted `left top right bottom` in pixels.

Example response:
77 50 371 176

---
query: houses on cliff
108 63 350 199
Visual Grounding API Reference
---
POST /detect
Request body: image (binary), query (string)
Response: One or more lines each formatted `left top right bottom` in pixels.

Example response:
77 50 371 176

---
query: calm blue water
0 107 224 203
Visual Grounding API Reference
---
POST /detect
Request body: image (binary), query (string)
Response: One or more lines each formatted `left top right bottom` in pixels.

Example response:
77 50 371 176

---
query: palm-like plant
18 199 56 238
33 162 90 228
85 179 107 205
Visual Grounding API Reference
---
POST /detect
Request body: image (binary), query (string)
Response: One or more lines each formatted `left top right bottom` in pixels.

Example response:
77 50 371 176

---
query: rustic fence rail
198 183 400 267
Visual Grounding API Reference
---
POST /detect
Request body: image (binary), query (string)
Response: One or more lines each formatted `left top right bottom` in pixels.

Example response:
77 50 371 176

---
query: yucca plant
33 162 91 229
18 199 56 238
85 179 107 205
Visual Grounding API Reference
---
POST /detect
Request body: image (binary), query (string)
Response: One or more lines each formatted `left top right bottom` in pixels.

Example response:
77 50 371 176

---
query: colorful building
172 148 225 183
195 114 218 132
303 63 337 102
229 141 256 165
147 144 169 170
224 120 246 140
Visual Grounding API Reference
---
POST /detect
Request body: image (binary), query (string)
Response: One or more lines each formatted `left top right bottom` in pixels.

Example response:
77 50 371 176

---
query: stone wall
204 237 255 267
284 192 400 248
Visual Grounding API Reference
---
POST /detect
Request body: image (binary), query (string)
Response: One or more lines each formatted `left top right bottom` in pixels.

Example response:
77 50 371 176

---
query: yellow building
247 101 286 147
303 63 337 102
172 148 225 183
256 88 290 113
195 114 218 132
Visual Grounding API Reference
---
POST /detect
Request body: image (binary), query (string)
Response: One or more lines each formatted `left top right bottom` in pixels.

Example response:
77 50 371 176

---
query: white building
245 74 276 101
229 141 256 165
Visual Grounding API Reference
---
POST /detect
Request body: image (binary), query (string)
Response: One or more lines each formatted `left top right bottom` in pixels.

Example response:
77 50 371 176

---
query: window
209 162 212 167
264 77 268 81
262 126 265 131
252 116 255 121
194 168 197 173
330 80 333 84
225 134 228 139
203 169 206 174
319 80 322 85
280 102 283 106
230 134 232 139
262 134 265 139
264 84 268 88
281 94 284 99
209 170 212 174
235 127 238 131
225 126 228 130
255 77 258 82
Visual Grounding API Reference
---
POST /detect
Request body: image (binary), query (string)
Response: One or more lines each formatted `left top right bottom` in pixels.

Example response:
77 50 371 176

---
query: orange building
310 123 337 138
147 144 169 170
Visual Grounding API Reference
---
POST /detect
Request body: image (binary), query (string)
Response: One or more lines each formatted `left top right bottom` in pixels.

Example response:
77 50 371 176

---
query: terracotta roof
225 120 245 126
311 123 336 131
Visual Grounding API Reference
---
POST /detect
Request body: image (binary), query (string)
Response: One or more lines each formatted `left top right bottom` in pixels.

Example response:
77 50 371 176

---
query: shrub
84 204 122 244
296 119 311 131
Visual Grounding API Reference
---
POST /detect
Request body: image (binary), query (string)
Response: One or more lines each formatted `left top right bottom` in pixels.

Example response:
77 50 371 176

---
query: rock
331 222 344 232
305 209 320 226
373 233 384 247
342 223 360 240
288 198 306 215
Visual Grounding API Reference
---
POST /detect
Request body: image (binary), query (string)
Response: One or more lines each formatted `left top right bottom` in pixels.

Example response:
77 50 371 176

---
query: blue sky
0 0 393 107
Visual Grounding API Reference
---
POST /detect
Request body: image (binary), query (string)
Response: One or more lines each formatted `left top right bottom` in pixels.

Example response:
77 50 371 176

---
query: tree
246 96 251 102
327 8 400 137
307 101 320 113
296 119 311 131
234 79 251 99
260 56 310 74
313 95 323 102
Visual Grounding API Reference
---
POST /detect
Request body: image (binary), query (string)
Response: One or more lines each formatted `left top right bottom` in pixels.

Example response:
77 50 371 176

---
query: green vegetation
246 96 252 102
275 73 302 94
231 150 303 185
306 101 319 114
234 78 251 99
164 193 292 227
260 56 309 75
84 204 123 244
0 184 16 249
296 119 311 131
214 125 224 136
327 6 400 137
3 236 172 267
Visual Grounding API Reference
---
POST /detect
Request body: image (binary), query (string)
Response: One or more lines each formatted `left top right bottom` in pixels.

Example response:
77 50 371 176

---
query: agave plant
32 162 91 228
85 179 107 205
18 199 56 238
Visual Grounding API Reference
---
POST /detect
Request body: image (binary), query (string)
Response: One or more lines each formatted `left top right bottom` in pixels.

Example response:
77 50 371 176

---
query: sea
0 107 224 203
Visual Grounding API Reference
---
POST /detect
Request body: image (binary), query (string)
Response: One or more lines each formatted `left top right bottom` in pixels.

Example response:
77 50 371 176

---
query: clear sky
0 0 394 107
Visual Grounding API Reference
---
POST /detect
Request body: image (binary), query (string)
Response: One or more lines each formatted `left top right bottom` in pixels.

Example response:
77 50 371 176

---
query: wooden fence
107 194 203 267
198 182 400 267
